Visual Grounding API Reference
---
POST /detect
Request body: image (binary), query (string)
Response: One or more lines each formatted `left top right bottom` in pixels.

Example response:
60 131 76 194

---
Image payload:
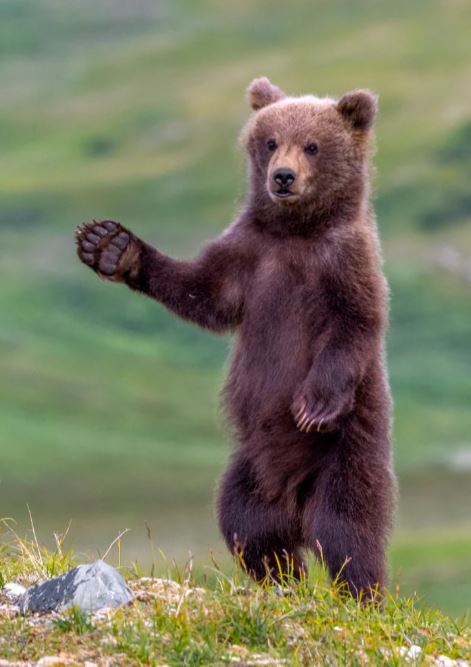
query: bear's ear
337 89 378 131
247 77 286 111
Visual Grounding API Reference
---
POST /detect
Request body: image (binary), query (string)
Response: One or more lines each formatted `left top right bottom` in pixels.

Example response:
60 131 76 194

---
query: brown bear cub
76 77 396 599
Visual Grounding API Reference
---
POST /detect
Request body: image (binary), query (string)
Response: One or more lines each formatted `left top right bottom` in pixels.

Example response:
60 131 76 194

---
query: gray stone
19 560 133 614
3 582 27 600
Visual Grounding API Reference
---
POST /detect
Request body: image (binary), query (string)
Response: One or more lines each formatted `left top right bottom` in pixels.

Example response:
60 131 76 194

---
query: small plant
53 606 95 635
1 512 75 583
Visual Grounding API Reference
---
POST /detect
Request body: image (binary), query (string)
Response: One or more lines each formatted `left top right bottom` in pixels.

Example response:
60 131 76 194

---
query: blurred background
0 0 470 616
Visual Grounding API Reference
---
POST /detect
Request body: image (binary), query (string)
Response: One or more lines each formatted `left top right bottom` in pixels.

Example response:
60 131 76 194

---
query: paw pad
75 219 131 279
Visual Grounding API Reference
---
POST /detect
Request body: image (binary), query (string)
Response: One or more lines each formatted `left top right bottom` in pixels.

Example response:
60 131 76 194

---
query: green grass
0 0 470 617
0 537 469 666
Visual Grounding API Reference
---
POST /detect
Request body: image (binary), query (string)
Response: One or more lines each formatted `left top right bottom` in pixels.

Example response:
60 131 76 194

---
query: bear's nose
273 167 296 188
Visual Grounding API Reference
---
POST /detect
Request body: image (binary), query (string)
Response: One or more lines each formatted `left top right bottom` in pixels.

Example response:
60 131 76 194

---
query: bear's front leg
75 219 141 282
75 218 248 332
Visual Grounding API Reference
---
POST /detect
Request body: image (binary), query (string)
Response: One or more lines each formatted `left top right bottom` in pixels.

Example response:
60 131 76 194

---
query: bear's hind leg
217 456 305 583
302 431 394 600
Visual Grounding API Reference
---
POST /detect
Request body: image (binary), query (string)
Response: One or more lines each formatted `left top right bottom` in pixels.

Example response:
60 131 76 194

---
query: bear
76 77 396 599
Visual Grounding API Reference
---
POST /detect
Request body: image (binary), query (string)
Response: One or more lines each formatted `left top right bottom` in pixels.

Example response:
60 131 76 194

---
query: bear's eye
305 143 319 155
266 139 278 151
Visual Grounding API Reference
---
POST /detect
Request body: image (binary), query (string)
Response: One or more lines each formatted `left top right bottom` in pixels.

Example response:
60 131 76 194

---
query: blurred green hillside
0 0 470 616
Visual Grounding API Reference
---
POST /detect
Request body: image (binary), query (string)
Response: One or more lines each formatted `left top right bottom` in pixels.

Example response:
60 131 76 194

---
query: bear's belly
223 284 314 434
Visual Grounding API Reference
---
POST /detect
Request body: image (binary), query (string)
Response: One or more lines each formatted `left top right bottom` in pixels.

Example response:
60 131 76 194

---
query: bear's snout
273 167 296 189
270 166 300 202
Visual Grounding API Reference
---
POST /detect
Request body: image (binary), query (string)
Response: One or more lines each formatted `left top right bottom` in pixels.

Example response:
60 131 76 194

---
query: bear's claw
293 385 356 434
294 398 337 433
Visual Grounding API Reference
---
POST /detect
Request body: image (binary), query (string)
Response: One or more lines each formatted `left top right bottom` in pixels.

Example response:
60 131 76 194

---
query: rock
398 645 422 661
36 658 98 667
36 658 84 667
434 658 469 667
19 560 133 614
3 582 27 600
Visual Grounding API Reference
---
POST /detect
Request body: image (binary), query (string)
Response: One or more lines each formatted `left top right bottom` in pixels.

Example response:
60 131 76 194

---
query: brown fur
76 78 396 599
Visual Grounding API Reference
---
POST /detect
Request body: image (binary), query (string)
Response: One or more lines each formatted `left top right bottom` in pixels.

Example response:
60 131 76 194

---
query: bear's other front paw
75 219 137 282
292 389 354 433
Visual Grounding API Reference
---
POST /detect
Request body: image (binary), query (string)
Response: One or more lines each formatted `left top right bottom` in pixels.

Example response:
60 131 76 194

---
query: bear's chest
241 249 320 360
248 250 318 316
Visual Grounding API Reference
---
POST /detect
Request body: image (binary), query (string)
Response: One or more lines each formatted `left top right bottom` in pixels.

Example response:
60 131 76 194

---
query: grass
0 0 470 617
0 533 469 666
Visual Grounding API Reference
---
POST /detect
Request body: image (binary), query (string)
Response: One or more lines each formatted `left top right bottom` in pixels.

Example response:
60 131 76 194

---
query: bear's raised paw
75 219 138 282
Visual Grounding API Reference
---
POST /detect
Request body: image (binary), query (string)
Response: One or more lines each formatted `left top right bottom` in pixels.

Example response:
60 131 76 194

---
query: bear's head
242 77 377 232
